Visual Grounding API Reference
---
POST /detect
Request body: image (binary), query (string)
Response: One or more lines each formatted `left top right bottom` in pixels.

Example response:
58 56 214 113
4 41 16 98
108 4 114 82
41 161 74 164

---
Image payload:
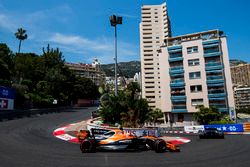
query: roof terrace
164 29 224 46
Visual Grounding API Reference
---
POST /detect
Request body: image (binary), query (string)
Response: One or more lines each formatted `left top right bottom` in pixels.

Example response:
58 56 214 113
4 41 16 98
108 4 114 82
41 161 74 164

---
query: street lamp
109 15 122 96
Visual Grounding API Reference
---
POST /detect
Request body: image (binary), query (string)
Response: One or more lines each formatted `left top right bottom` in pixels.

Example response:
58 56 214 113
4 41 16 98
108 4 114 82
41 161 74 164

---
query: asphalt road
0 107 250 167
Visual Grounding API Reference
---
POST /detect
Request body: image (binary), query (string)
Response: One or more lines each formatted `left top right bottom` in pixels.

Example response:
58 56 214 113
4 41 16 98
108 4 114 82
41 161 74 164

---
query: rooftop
165 29 224 46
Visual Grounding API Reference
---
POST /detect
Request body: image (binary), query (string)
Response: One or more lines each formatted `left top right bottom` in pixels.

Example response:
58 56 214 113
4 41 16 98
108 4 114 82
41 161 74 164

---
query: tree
193 106 222 125
15 28 28 53
98 82 151 128
0 43 14 86
146 108 164 125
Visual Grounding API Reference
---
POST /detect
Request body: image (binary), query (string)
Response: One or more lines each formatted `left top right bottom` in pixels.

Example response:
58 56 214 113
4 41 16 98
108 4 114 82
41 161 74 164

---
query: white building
158 30 235 124
140 2 171 108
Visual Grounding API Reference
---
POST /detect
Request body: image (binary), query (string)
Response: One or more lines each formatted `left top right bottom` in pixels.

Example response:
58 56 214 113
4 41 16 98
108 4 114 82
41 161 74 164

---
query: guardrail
0 107 77 121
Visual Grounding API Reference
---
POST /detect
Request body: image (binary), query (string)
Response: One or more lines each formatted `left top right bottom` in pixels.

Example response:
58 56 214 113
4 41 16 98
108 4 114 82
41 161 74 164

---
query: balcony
171 105 187 113
206 76 224 84
208 97 226 101
171 95 186 102
168 49 182 54
205 62 223 71
208 93 226 98
202 39 220 45
204 51 221 57
203 43 219 48
218 108 228 112
207 83 224 88
210 104 227 109
208 89 225 94
170 79 185 87
168 45 182 51
169 66 184 75
168 52 183 62
169 57 183 62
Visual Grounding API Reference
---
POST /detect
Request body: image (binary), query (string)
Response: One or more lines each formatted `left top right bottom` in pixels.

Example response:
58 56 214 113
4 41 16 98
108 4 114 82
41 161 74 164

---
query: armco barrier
0 107 74 121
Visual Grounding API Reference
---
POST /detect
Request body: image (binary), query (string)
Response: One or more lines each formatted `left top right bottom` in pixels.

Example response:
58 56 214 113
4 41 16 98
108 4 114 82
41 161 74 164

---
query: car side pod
80 139 96 153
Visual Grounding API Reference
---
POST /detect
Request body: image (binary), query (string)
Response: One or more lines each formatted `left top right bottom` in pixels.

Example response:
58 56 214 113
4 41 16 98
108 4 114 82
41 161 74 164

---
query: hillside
230 59 248 67
100 61 141 78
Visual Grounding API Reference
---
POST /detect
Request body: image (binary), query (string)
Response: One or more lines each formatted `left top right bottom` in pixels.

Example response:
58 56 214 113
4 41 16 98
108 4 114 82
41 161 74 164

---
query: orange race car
77 128 180 153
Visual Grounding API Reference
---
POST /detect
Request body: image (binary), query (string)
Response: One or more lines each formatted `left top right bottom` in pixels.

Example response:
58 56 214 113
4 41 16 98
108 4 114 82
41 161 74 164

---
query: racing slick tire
154 139 167 153
80 139 96 153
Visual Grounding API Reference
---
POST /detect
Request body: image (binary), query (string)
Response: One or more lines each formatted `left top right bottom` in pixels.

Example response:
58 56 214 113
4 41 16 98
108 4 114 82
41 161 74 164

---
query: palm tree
15 28 28 53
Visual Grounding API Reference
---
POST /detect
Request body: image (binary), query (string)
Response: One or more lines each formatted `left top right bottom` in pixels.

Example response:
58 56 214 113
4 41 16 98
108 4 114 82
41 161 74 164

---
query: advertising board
184 125 205 133
0 86 15 110
204 124 244 132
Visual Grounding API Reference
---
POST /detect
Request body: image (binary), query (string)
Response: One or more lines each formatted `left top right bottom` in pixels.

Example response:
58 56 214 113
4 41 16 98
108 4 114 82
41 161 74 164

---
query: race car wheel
80 139 96 153
154 139 166 153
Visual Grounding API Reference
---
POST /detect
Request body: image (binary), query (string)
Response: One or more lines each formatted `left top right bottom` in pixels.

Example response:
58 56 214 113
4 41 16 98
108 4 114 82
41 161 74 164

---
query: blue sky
0 0 250 64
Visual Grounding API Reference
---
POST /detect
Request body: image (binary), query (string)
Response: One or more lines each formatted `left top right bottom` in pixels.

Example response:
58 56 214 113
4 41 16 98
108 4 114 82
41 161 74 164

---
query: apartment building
140 2 171 108
158 30 235 124
231 64 250 86
65 59 105 86
234 87 250 109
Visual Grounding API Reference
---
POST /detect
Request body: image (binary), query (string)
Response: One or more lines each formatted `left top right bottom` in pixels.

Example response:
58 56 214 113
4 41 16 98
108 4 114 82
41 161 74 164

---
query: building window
191 99 204 106
190 85 202 93
188 59 200 66
187 46 198 54
189 72 201 79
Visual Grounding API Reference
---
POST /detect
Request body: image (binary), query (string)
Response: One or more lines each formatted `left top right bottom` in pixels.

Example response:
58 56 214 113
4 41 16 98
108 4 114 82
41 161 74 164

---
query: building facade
158 30 235 124
140 2 171 108
231 64 250 86
65 59 105 86
234 87 250 109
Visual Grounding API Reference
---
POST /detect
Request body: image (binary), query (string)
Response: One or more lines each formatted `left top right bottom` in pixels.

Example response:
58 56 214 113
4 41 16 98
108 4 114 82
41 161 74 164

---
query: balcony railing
206 76 224 84
207 83 225 87
168 45 182 51
208 89 225 94
208 97 226 101
169 53 182 58
218 108 228 112
169 66 184 74
202 39 220 45
168 48 182 54
169 57 183 62
208 93 226 98
207 75 224 80
203 43 219 48
209 104 227 109
171 105 187 113
205 62 223 71
204 52 221 57
171 95 186 102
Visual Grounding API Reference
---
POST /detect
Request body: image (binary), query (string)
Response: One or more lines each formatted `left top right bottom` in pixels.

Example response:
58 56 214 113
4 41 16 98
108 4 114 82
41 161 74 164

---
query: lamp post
109 15 122 96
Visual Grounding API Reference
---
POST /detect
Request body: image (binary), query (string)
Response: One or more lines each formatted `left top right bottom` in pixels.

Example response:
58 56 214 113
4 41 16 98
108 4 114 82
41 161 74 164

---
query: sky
0 0 250 64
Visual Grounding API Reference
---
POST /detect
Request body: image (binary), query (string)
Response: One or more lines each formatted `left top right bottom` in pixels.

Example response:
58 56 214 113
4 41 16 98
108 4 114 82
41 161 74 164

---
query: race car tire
154 139 166 153
80 139 96 153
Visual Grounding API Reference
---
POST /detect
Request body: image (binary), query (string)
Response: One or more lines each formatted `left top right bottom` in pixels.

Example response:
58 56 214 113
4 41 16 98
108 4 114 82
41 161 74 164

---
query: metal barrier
0 107 75 121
